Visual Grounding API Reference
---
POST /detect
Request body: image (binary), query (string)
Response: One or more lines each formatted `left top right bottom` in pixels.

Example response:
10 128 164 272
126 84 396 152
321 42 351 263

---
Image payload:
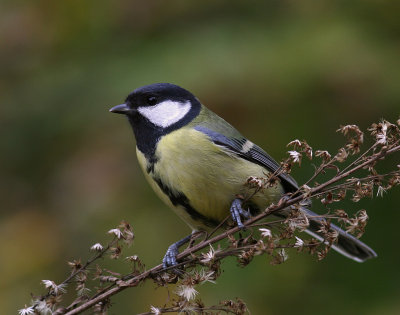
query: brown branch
63 143 400 314
20 121 400 315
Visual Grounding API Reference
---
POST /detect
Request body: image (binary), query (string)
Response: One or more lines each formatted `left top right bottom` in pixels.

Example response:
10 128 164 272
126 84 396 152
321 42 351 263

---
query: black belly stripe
153 177 219 228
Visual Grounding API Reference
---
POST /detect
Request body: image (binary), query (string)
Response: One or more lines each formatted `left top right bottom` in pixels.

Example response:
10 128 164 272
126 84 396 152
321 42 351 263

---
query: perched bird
110 83 377 267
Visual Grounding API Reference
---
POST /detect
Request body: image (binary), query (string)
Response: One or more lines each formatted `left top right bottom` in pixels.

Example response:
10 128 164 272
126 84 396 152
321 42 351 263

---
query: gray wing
194 125 299 192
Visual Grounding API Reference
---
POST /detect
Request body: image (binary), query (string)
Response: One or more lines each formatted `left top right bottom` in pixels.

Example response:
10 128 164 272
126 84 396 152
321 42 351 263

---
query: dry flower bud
287 212 310 232
346 139 361 155
176 285 198 301
288 150 302 164
246 176 266 190
110 245 122 259
337 124 364 143
357 210 368 223
196 269 216 284
315 150 332 162
294 236 304 248
376 133 387 145
287 139 302 148
317 247 329 261
238 248 255 266
281 161 292 174
321 192 333 205
125 255 139 261
150 306 161 315
108 228 123 239
67 259 82 272
18 306 35 315
303 142 313 160
90 243 104 251
326 230 339 244
270 248 288 265
119 221 135 245
287 140 312 159
335 148 348 162
369 120 398 145
259 228 272 238
335 209 349 220
316 220 331 236
41 280 67 295
200 245 218 264
376 185 387 197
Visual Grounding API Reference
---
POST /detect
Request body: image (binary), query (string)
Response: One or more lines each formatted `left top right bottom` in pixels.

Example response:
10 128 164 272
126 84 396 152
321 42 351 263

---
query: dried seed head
246 176 266 190
41 280 67 295
150 306 161 315
195 269 216 284
270 248 288 265
346 139 361 155
176 285 199 301
18 306 35 315
286 212 310 232
259 228 272 238
119 221 135 246
200 245 218 264
321 192 333 205
335 147 348 163
110 245 122 259
376 185 387 197
315 150 332 163
317 247 329 261
369 120 398 146
90 243 104 251
337 124 364 144
294 236 304 248
303 141 313 160
67 259 82 272
238 248 255 266
287 139 302 148
288 150 302 164
108 228 123 239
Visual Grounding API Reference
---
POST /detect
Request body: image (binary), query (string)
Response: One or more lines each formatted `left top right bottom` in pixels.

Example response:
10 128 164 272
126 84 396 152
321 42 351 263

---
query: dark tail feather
303 208 377 262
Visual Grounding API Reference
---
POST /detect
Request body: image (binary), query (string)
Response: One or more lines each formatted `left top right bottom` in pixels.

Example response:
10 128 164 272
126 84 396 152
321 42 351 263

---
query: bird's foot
230 198 251 229
162 243 179 268
162 234 192 269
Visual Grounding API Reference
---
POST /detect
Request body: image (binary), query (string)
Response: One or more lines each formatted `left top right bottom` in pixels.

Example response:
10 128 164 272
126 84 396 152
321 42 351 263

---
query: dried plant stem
310 144 398 195
20 120 400 315
63 142 400 314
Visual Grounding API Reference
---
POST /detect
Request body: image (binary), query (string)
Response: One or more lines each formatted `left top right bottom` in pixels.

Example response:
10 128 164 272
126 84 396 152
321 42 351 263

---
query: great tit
110 83 377 267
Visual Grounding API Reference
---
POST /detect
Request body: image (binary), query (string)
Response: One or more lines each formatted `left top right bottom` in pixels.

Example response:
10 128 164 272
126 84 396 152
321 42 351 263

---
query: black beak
109 103 132 115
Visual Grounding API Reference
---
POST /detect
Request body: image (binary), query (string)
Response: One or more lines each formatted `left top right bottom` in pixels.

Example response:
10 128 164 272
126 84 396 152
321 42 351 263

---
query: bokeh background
1 1 399 314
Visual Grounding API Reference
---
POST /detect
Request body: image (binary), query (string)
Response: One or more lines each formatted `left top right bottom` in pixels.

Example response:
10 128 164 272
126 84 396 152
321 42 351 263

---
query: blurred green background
1 1 399 314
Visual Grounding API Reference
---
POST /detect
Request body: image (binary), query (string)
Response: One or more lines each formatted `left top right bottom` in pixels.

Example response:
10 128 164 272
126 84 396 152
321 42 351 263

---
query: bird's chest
136 128 281 230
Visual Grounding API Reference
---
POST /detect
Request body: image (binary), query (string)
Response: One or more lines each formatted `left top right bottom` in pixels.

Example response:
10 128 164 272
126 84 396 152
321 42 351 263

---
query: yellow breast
136 128 283 231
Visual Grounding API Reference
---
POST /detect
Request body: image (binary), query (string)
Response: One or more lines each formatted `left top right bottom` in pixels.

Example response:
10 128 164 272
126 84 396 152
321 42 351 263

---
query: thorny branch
19 119 400 315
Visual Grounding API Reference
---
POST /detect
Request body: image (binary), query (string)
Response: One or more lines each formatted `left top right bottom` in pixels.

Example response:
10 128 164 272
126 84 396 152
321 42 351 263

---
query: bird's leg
162 234 193 268
230 198 251 229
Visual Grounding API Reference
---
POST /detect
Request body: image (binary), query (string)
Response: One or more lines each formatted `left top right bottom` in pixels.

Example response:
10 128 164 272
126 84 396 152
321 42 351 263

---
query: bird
110 83 377 267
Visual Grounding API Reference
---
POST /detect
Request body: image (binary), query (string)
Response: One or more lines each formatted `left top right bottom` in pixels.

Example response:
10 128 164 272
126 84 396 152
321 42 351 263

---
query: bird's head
110 83 201 130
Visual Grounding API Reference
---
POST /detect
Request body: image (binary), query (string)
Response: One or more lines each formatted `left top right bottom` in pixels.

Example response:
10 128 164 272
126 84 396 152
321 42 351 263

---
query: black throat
127 100 201 166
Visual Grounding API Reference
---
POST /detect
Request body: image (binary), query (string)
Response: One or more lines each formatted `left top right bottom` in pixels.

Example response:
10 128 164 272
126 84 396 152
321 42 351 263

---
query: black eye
147 96 157 106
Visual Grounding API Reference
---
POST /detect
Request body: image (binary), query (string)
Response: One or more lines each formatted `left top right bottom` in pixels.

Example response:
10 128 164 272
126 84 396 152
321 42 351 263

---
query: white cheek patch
137 100 192 128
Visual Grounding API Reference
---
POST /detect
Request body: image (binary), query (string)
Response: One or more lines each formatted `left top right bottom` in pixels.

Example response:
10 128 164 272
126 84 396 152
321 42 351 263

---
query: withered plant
19 119 400 315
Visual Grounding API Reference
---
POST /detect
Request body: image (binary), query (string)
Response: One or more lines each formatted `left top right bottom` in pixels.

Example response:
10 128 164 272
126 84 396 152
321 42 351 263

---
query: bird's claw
230 198 251 229
162 243 179 268
162 234 193 270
